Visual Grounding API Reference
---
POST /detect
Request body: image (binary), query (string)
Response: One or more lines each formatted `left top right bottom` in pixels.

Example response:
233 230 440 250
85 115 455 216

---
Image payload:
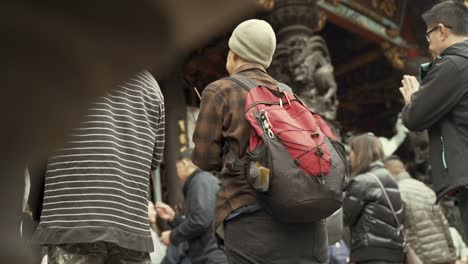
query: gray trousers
223 211 329 264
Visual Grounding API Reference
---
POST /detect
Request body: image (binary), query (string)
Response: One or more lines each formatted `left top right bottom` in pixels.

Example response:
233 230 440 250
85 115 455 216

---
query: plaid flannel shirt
192 63 278 230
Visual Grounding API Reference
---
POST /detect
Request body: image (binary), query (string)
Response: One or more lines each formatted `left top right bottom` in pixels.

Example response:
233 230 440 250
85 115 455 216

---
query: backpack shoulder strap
278 82 293 93
228 75 295 99
226 74 258 91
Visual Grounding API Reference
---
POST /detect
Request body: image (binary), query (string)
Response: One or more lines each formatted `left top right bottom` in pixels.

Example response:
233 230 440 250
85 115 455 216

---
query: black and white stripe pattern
33 70 165 252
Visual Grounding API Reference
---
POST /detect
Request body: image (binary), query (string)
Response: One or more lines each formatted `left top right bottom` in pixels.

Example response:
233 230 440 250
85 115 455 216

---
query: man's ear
439 23 450 40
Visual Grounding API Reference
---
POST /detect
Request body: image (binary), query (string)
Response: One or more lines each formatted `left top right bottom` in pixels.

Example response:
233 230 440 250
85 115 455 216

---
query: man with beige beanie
192 19 329 264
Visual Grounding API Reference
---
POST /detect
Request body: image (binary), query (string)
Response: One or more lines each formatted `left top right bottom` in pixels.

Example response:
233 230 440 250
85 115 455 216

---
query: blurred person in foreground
1 0 254 261
32 71 165 263
343 134 404 263
155 149 227 264
399 0 468 237
385 157 456 264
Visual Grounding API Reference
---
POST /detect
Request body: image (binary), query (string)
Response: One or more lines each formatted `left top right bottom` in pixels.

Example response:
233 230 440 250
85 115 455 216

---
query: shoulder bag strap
367 172 401 228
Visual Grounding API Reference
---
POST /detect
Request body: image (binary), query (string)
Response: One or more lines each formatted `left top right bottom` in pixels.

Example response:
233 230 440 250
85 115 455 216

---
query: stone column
267 0 340 133
160 77 187 207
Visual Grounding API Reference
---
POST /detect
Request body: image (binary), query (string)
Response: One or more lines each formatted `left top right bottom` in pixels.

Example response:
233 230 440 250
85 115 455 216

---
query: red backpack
227 74 348 223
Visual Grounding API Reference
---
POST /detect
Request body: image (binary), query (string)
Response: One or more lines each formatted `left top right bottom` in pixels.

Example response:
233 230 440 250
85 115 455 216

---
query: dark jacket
169 170 227 264
160 242 191 264
192 63 278 230
343 161 405 263
402 40 468 201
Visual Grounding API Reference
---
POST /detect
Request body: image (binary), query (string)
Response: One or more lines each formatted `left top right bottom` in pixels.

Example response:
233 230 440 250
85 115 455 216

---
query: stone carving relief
371 0 398 18
270 32 339 121
256 0 275 11
381 41 407 70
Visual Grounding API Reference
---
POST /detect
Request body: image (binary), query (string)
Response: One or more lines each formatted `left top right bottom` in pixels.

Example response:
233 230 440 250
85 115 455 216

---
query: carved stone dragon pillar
267 0 339 129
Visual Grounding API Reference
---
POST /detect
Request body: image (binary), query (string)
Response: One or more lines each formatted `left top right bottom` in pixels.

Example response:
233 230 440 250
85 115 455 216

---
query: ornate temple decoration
371 0 398 18
315 10 328 32
268 0 339 122
385 27 401 38
271 34 339 121
256 0 276 11
381 41 407 70
327 0 341 6
318 0 408 47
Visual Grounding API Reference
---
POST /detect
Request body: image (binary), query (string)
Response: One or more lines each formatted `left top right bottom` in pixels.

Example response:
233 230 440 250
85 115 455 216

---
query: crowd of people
20 0 468 263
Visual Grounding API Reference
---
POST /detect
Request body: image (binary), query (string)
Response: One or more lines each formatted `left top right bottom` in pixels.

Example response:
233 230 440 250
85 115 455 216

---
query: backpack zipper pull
317 172 325 185
262 110 273 129
260 110 275 138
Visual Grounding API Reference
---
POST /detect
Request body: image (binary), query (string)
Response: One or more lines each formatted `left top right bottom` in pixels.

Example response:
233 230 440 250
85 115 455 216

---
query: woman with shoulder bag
343 133 405 264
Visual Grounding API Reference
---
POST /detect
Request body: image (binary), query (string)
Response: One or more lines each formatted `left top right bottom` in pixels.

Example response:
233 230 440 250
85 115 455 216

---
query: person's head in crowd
384 156 407 178
226 19 276 74
175 148 199 183
422 0 468 59
349 133 385 176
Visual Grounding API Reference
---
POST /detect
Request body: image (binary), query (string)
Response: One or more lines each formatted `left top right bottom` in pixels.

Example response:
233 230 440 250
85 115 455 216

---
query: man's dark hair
177 148 193 162
422 0 468 36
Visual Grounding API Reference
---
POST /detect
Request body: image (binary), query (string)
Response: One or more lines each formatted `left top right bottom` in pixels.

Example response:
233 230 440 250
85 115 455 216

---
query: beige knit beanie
228 19 276 68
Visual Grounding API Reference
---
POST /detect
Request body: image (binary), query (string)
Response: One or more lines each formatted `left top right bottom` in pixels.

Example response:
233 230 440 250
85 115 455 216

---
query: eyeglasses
426 24 452 42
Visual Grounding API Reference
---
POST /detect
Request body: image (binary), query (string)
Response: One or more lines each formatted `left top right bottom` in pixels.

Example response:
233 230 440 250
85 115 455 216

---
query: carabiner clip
267 129 275 139
263 111 273 129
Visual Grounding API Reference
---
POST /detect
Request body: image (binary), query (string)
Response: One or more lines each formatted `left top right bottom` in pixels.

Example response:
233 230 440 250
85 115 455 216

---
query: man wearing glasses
399 0 468 237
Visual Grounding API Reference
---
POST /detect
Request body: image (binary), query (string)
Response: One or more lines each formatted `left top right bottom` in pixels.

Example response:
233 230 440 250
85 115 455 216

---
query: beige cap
228 19 276 68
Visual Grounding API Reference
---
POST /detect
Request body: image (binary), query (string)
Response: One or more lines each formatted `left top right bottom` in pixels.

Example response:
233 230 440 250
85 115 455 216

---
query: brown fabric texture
192 63 278 230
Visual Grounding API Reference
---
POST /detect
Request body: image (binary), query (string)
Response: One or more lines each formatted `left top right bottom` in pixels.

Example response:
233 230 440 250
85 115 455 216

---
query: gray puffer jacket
397 172 456 264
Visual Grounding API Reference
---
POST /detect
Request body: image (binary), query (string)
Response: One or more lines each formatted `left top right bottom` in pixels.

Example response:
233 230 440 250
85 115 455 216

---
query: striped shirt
33 70 165 252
